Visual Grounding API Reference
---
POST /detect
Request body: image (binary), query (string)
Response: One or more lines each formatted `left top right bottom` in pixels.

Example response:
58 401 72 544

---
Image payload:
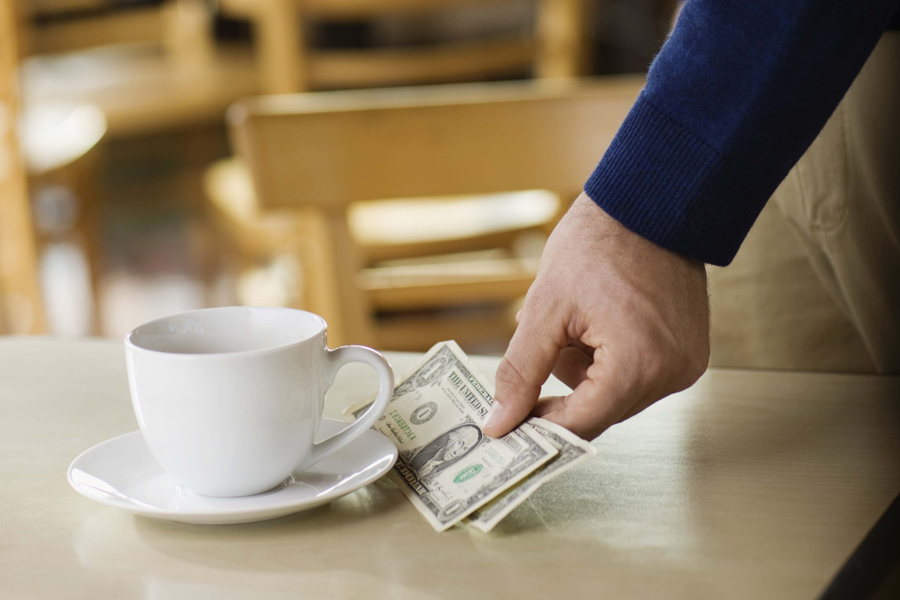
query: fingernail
483 402 504 431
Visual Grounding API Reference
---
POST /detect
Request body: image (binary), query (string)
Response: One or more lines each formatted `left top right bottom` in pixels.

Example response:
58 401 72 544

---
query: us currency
356 341 560 532
465 418 596 532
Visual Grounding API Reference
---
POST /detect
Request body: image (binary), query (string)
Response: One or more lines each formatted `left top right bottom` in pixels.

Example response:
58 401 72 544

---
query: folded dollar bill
466 418 595 532
345 341 595 532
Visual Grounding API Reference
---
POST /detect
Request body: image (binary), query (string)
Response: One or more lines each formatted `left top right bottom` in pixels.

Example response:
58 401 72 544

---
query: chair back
18 0 213 61
219 0 587 93
228 78 643 345
230 77 644 212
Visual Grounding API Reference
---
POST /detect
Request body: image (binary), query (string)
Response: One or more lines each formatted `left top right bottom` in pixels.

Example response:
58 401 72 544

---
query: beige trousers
709 33 900 374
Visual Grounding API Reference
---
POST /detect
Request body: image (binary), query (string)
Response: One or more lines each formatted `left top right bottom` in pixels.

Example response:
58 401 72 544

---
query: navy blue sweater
584 1 900 266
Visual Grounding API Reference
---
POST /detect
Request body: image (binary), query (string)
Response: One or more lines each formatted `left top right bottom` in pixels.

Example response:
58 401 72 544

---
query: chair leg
0 0 44 333
0 176 45 333
536 0 586 79
67 152 104 335
304 210 376 347
255 0 306 93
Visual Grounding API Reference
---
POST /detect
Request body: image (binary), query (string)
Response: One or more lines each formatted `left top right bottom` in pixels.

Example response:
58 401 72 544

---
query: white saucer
68 420 398 525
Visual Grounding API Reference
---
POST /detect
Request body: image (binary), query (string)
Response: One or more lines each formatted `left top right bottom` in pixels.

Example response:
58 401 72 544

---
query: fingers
483 304 567 438
491 328 646 440
538 382 622 440
537 353 635 440
531 395 567 418
532 344 591 418
551 345 593 390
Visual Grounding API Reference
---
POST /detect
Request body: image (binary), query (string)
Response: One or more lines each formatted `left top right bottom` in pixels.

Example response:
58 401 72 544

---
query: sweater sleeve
584 0 900 266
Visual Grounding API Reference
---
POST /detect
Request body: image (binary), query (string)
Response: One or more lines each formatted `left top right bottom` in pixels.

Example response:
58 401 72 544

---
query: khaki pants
709 33 900 374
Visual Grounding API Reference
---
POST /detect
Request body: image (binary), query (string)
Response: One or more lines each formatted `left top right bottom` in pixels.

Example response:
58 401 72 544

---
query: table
2 338 898 599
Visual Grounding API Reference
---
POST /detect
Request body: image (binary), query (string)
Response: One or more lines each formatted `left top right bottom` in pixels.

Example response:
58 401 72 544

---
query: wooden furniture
222 77 642 348
0 1 44 334
2 337 898 599
205 164 552 349
21 101 107 334
21 0 178 56
18 0 258 137
219 0 588 94
204 156 560 323
208 158 560 262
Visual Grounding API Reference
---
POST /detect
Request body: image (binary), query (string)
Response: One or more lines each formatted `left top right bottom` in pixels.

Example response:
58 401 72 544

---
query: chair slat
230 77 644 210
308 36 535 89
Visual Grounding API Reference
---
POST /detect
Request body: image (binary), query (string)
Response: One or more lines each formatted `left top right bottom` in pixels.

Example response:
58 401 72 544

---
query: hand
482 193 710 440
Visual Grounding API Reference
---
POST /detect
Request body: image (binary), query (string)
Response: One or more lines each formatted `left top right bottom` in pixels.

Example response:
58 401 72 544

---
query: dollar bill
465 417 597 533
365 341 559 532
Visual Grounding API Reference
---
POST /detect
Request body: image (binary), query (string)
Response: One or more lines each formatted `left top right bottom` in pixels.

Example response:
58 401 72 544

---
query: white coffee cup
124 306 393 497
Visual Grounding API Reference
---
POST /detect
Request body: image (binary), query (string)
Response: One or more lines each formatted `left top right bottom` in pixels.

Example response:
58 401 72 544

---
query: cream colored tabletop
2 338 898 600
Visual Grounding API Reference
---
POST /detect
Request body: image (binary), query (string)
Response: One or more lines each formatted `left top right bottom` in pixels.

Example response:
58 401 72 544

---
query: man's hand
482 193 710 440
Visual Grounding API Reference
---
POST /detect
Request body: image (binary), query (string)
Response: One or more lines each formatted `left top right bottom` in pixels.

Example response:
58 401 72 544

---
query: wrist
572 193 706 273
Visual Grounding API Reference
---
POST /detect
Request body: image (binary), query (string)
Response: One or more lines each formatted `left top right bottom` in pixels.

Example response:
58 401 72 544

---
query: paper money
346 341 596 532
466 418 596 532
365 341 559 531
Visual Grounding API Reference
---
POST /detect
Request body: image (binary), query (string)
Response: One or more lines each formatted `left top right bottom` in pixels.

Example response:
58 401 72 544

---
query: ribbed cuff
584 96 782 266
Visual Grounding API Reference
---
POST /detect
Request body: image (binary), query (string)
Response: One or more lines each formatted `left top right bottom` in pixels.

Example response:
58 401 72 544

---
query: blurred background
1 0 675 349
0 0 875 370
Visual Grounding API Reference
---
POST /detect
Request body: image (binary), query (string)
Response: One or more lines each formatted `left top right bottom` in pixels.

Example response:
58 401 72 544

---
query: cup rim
124 306 328 360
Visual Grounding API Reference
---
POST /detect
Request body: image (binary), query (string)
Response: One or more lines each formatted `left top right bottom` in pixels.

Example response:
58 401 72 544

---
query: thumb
483 301 567 437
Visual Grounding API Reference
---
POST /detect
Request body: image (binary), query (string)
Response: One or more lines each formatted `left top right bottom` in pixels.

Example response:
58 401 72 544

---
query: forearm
585 0 900 266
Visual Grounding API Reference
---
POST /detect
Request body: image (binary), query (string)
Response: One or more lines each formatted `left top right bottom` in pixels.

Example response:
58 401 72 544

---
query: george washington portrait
400 422 484 482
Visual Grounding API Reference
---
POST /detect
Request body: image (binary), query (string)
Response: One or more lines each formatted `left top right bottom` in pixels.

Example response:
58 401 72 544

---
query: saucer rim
67 422 397 521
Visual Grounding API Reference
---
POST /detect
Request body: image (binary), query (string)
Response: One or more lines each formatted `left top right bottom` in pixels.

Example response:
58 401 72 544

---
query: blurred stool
210 79 642 350
21 102 106 334
218 0 588 94
204 156 557 350
0 0 43 334
18 0 258 137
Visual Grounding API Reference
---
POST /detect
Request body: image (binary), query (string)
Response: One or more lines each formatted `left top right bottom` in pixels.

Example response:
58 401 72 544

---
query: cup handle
298 345 394 471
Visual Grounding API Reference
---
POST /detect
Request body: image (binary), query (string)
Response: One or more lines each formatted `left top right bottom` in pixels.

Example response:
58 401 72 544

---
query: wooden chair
205 155 558 345
1 0 45 334
21 101 107 333
16 1 250 331
17 0 258 137
21 0 186 56
218 0 588 94
224 77 643 349
206 156 560 261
